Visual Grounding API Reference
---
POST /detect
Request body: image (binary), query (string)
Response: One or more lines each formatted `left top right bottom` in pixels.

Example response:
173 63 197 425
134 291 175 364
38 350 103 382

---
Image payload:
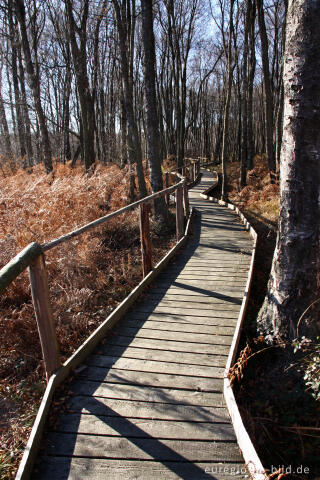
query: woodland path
32 170 253 480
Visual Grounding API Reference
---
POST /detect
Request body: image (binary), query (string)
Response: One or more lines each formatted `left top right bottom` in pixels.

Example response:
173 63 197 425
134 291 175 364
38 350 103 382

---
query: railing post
139 203 152 277
183 180 190 218
165 172 169 206
193 162 197 182
29 253 61 380
176 185 184 241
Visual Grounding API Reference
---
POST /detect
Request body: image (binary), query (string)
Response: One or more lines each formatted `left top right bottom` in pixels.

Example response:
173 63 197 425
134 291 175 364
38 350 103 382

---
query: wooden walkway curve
32 170 253 480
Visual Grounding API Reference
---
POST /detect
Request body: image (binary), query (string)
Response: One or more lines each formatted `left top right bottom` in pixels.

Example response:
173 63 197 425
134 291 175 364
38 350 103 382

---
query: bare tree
256 0 276 177
65 0 96 171
240 0 251 187
258 0 320 341
141 0 167 220
221 0 235 200
247 0 256 169
112 0 147 198
0 57 12 159
14 0 53 172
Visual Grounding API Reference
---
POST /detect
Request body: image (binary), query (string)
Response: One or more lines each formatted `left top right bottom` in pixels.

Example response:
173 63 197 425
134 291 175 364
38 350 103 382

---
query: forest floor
0 162 177 480
208 157 320 479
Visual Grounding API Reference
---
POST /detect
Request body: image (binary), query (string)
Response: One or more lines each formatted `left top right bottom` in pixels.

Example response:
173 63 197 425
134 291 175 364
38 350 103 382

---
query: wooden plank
69 383 226 407
103 335 230 355
167 265 249 271
148 290 245 299
157 279 247 288
159 274 248 281
134 307 242 317
139 203 152 277
142 289 243 301
144 289 244 303
33 457 248 480
29 253 61 379
78 366 224 391
110 327 233 345
171 257 251 263
95 345 228 367
52 413 236 441
156 273 247 282
43 432 242 462
163 271 249 278
148 281 245 291
86 355 225 377
158 279 247 286
129 312 239 325
166 267 249 274
136 300 241 311
143 293 243 306
168 263 250 270
120 319 235 336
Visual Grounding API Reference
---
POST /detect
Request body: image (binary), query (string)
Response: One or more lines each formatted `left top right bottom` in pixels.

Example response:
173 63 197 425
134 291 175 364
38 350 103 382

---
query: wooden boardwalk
33 171 253 479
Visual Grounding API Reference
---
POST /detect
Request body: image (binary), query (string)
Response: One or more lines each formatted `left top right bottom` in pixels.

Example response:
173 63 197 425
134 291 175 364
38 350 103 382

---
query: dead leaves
228 343 252 385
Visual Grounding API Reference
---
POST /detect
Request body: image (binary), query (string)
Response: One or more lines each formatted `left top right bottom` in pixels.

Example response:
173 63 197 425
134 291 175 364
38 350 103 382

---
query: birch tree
258 0 320 342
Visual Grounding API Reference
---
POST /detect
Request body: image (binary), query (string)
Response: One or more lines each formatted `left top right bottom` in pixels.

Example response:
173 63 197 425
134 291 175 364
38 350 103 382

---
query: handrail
42 177 185 252
0 159 201 380
0 242 42 294
0 174 187 291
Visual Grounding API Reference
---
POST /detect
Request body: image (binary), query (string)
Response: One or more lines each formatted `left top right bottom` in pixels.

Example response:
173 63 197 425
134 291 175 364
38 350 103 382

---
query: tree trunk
247 0 256 170
0 63 13 159
141 0 167 221
258 0 320 342
256 0 276 176
62 56 72 163
65 0 95 172
112 0 147 198
15 0 53 173
275 1 288 168
8 2 26 160
120 86 128 167
18 43 34 166
221 0 235 200
240 0 250 188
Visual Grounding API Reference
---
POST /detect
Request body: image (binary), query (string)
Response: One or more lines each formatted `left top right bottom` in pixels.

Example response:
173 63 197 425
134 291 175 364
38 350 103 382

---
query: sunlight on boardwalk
33 171 253 479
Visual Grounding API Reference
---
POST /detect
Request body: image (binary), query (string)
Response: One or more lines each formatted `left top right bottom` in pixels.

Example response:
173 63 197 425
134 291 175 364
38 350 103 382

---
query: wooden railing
0 160 201 381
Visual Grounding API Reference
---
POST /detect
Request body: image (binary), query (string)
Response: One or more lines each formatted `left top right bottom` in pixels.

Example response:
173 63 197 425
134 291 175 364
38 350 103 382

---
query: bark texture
15 0 53 173
256 0 276 175
65 0 96 171
141 0 167 220
258 0 320 342
112 0 147 198
221 0 235 200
